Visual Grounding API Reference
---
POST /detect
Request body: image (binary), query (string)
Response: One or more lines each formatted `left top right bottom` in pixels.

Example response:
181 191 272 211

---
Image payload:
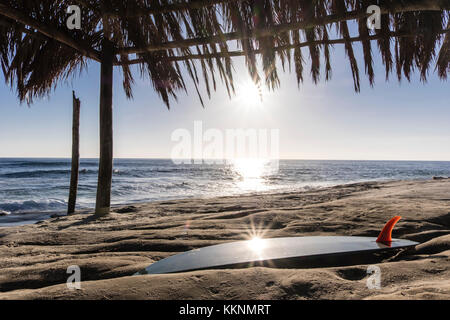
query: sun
235 80 264 109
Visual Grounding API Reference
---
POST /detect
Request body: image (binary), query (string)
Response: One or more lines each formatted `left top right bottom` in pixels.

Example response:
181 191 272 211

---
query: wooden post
68 91 80 214
95 39 114 216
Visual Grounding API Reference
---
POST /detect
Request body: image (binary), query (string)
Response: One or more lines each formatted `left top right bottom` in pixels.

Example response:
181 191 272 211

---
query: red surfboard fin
376 216 401 244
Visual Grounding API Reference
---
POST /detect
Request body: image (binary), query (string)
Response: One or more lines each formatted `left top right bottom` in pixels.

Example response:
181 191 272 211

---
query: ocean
1 158 449 226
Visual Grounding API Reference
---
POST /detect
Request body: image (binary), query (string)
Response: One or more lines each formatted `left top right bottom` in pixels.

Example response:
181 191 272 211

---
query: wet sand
0 179 449 299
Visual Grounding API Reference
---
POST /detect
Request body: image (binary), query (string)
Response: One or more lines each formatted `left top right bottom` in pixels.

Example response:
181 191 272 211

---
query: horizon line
1 156 450 162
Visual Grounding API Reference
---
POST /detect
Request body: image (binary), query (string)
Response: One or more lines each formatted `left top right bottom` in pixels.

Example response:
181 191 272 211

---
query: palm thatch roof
0 0 449 108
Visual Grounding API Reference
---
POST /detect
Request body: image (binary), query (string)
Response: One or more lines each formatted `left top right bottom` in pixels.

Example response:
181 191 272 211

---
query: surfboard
136 216 418 275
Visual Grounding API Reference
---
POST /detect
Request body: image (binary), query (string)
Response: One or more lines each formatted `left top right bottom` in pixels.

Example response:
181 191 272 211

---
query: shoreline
0 177 443 228
0 179 449 299
0 179 361 227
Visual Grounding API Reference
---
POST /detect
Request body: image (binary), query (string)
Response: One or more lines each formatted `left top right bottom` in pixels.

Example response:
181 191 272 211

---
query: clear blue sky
0 41 449 161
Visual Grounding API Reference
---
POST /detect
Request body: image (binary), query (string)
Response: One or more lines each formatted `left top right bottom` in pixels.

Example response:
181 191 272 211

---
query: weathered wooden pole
68 91 80 214
95 39 114 216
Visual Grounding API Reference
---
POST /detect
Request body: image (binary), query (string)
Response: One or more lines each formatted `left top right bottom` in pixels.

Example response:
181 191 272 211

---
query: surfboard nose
376 216 402 244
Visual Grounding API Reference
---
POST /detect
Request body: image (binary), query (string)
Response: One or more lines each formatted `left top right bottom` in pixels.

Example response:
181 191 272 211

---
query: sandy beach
0 179 449 300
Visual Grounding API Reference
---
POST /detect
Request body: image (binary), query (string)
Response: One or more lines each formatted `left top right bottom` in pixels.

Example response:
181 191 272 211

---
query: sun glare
232 158 269 191
236 81 264 109
233 158 265 178
248 237 266 253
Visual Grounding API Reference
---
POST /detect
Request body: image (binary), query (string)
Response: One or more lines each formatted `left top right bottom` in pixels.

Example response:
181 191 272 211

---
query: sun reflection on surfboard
243 218 275 264
247 237 268 262
248 237 266 253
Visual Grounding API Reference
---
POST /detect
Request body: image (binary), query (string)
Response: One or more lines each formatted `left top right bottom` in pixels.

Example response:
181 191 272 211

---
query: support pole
95 39 114 216
68 91 81 214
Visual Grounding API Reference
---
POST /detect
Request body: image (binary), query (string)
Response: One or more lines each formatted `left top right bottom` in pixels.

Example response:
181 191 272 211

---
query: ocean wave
0 160 69 167
0 199 67 214
110 166 221 178
1 169 97 178
163 182 191 189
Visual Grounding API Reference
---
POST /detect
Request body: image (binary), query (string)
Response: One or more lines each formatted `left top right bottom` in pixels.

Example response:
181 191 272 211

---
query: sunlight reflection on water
231 158 276 191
